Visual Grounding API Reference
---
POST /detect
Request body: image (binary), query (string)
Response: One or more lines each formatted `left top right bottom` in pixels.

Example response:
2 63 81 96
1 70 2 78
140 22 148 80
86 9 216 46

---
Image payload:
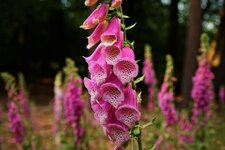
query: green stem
137 135 142 150
118 6 127 42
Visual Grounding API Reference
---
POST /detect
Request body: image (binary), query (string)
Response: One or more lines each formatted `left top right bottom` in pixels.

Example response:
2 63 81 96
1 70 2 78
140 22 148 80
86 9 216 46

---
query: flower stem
137 135 142 150
118 6 127 42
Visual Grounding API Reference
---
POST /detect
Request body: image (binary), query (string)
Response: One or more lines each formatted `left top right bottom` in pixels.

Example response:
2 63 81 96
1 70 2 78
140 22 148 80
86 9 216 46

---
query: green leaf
134 75 144 84
146 144 156 150
137 91 142 103
126 22 137 30
141 117 156 129
122 14 129 18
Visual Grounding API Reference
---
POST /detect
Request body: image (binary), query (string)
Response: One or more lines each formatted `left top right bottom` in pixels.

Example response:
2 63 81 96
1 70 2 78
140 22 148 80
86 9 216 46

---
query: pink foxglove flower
84 0 98 7
111 0 123 9
115 85 140 127
142 45 157 111
1 72 25 144
113 46 138 84
158 55 178 126
81 3 109 30
102 31 123 65
8 101 24 143
219 86 225 104
191 55 214 125
64 75 84 145
82 1 141 148
101 17 121 46
87 21 108 49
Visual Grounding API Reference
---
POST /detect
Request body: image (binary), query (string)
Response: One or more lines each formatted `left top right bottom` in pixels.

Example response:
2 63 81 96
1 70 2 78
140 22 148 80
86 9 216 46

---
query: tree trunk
214 2 225 99
181 0 202 108
168 0 179 93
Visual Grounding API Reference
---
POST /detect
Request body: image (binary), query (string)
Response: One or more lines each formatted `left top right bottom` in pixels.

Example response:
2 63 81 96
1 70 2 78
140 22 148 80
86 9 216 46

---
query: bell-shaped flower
92 101 108 125
111 0 123 9
83 77 100 103
85 0 98 7
81 3 108 30
106 123 129 146
115 85 141 127
88 55 110 85
87 21 108 49
102 31 123 65
100 73 124 108
113 47 138 84
92 98 115 125
84 43 104 65
101 17 121 46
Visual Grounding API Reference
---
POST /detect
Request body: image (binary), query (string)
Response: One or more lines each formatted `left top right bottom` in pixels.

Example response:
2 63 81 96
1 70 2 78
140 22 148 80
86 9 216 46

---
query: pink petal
83 77 100 103
115 85 140 127
84 44 104 64
113 58 138 84
101 17 121 46
106 124 129 146
81 3 109 30
88 60 108 85
87 21 108 49
121 46 135 60
92 102 108 125
102 31 123 65
115 105 140 127
100 82 124 108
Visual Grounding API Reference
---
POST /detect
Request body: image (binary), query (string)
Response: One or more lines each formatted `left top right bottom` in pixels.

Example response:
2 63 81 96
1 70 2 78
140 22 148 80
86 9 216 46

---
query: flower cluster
219 86 225 104
1 72 25 144
191 35 214 125
82 1 141 147
191 55 214 124
63 59 84 145
53 71 64 145
8 101 25 143
158 55 178 126
142 45 157 111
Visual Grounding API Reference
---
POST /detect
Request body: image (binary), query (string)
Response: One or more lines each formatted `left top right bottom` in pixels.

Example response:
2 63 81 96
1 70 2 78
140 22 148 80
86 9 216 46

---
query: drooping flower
113 46 138 84
80 3 109 30
142 45 157 111
101 17 121 46
87 21 108 49
158 55 178 126
191 34 214 125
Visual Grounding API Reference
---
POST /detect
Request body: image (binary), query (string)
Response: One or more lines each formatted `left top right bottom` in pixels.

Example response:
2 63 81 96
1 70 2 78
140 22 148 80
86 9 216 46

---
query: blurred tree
214 1 225 97
181 0 202 107
167 0 180 93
